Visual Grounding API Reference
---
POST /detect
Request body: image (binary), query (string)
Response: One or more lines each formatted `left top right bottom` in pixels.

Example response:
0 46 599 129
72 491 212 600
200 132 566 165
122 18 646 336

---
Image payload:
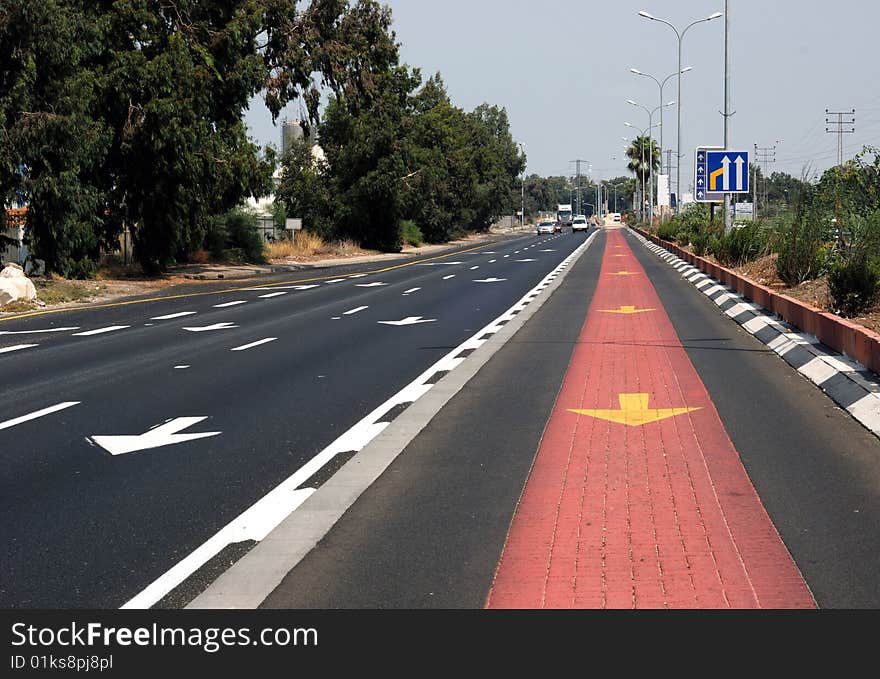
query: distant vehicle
557 204 573 226
611 213 622 223
572 215 589 233
536 220 556 235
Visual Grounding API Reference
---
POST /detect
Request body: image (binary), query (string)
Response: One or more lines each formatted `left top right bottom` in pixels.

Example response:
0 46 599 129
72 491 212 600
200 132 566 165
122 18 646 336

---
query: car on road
571 215 589 233
537 220 556 235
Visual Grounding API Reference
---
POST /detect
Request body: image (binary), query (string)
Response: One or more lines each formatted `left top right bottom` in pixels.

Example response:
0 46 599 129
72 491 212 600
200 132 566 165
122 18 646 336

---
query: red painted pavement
485 229 815 609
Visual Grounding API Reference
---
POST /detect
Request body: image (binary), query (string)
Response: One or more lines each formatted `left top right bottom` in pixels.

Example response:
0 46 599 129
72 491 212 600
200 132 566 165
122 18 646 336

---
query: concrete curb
186 230 601 609
629 228 880 439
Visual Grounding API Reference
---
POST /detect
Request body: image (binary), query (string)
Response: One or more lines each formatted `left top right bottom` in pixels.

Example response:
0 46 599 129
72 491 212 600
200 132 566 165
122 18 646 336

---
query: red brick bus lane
485 230 815 609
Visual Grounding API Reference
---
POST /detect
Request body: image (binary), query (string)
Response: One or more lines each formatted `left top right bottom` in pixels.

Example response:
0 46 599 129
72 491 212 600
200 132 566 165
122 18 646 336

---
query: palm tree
625 136 661 221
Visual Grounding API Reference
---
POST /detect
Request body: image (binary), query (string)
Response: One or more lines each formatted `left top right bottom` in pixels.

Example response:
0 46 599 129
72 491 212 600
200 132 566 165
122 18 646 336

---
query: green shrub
828 255 880 316
657 221 680 242
675 228 694 247
224 210 266 264
400 220 423 247
203 210 266 264
710 223 770 267
691 230 711 257
774 214 826 286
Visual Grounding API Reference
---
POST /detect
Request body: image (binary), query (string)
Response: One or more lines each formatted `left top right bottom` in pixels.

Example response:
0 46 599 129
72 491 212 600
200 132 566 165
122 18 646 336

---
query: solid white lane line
443 275 455 280
72 326 130 336
231 338 278 352
344 306 369 315
0 327 79 335
403 288 420 295
150 312 197 320
259 292 288 299
213 301 248 308
0 401 81 431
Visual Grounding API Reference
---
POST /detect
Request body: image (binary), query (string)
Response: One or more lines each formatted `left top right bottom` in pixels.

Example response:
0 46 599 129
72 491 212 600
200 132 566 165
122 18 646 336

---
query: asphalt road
3 226 879 609
261 228 880 609
0 229 590 608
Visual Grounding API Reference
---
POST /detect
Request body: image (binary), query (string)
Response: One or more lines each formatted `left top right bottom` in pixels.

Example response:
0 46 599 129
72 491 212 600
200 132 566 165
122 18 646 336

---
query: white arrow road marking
734 155 746 191
356 282 388 288
182 322 238 332
721 156 731 191
474 278 507 283
213 301 247 308
443 275 455 280
258 292 288 299
150 312 197 320
402 288 420 296
343 306 369 315
378 316 437 326
0 327 79 335
231 337 277 352
0 401 80 431
72 326 130 336
91 417 221 456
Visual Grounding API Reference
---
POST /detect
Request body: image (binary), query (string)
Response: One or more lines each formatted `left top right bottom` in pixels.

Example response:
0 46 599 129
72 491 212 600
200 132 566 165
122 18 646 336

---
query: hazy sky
244 0 880 193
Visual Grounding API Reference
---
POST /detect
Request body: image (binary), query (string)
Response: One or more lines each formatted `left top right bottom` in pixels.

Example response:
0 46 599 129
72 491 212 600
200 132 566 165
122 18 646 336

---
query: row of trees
1 0 401 276
276 72 524 251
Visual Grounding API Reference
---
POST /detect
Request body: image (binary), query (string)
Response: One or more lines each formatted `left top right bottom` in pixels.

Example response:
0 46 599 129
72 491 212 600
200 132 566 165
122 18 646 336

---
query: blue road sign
695 149 749 201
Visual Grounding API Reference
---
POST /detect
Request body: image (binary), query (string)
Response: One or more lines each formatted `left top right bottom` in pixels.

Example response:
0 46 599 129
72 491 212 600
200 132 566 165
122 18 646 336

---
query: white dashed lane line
443 275 455 280
356 282 388 288
72 326 130 336
343 306 369 316
151 312 197 320
231 338 278 352
402 289 420 296
0 401 80 431
0 327 79 335
0 344 37 354
213 301 248 308
258 292 288 299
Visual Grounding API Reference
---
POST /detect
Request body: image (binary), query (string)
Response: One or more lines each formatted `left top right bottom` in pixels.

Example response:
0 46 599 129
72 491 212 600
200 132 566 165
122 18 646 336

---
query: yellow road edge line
0 241 494 323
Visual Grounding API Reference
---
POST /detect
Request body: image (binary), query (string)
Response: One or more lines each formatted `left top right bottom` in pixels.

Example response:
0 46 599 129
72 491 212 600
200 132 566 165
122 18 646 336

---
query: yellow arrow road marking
569 393 701 427
599 306 656 315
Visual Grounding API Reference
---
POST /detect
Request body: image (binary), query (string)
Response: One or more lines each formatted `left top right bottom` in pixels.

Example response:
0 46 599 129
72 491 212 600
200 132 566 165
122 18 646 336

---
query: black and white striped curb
630 229 880 439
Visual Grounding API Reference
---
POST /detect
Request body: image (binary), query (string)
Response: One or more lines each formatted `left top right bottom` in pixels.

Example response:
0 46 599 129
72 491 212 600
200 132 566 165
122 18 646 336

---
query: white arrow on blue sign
705 150 750 193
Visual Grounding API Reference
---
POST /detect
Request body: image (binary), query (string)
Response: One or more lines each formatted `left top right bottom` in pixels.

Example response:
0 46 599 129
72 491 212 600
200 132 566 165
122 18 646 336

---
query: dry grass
267 233 371 261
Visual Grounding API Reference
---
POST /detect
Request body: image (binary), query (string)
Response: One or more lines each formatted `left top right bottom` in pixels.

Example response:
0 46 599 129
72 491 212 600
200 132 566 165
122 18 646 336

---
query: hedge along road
0 229 591 607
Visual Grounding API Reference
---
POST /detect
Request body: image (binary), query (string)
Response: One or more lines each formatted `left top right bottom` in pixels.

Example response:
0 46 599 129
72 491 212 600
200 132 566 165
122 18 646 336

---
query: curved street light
639 9 723 212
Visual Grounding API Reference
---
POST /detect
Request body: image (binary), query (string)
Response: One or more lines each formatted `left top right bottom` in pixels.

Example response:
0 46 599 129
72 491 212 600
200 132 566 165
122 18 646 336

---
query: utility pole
571 159 588 217
754 144 776 216
722 0 733 232
826 109 856 166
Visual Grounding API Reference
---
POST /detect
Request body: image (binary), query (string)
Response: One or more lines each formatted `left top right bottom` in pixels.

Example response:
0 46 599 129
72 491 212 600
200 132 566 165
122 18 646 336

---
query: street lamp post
630 66 692 217
518 143 525 229
639 9 723 212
